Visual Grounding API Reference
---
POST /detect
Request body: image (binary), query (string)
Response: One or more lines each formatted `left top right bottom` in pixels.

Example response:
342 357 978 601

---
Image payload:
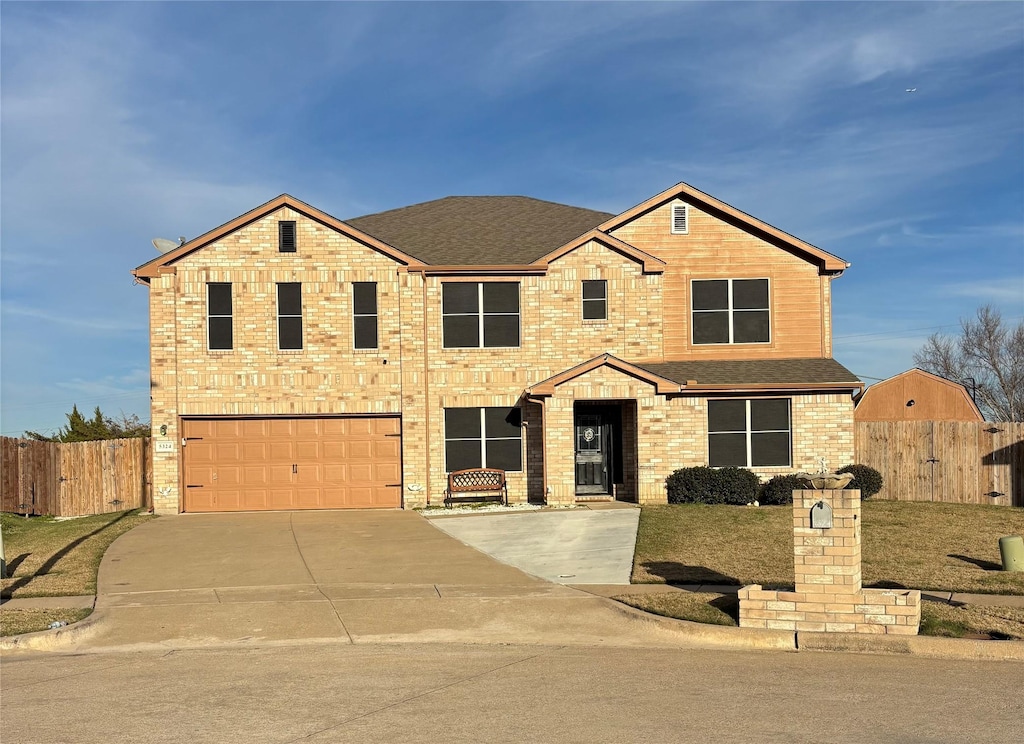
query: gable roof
599 182 850 273
132 194 422 281
526 354 683 396
636 358 862 392
537 230 666 273
346 196 613 266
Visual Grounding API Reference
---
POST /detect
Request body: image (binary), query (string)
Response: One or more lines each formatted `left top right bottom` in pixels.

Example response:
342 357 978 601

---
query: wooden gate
1 437 151 516
855 422 1023 506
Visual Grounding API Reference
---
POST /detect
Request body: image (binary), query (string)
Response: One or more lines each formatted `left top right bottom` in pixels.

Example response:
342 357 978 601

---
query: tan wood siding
610 201 828 360
181 417 402 512
855 370 983 422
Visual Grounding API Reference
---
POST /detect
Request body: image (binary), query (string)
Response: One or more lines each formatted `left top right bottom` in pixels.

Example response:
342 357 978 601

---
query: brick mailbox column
738 489 921 635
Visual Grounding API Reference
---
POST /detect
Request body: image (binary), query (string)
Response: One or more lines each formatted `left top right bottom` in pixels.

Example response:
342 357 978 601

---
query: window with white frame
707 398 790 468
352 282 378 349
207 283 233 350
582 280 607 320
277 282 303 350
444 407 522 472
691 278 770 344
442 282 520 348
671 203 689 234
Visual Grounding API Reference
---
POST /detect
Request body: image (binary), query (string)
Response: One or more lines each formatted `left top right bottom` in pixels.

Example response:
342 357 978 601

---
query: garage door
181 417 401 512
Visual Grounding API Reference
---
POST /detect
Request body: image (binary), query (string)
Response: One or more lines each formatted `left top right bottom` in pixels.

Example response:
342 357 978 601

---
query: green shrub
837 464 884 499
758 474 805 506
665 466 760 505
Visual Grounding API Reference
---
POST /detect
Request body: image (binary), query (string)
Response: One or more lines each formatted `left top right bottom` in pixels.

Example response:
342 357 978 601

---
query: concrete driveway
65 510 740 652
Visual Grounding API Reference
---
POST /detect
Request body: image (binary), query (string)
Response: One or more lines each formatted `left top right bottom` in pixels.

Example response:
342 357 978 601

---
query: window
582 280 607 320
708 399 790 468
278 221 297 253
671 203 689 234
353 282 378 349
277 282 302 350
444 407 522 472
442 282 520 348
692 278 770 344
207 283 233 350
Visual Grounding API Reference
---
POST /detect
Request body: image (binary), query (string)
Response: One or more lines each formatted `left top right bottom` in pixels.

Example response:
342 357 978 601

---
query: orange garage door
182 417 402 512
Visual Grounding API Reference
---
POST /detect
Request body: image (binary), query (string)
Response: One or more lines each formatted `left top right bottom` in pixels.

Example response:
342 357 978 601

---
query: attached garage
181 416 402 512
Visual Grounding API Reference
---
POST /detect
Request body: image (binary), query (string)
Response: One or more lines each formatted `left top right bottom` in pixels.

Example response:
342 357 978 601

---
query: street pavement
3 642 1021 743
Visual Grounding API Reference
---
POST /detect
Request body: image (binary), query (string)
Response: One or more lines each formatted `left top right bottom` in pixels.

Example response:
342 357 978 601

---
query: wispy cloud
944 278 1024 304
2 303 145 334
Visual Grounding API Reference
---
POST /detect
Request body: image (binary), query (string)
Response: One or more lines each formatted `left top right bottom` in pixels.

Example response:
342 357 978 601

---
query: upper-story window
278 221 297 253
692 278 770 345
207 283 233 350
671 203 689 234
353 282 378 349
582 280 607 320
708 398 790 468
277 282 303 350
442 282 520 348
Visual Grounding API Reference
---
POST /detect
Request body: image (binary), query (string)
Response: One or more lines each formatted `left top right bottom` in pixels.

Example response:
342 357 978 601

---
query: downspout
536 395 548 504
420 269 431 505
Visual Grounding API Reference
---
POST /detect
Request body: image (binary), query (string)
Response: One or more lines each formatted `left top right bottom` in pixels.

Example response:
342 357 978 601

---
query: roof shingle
346 196 613 265
635 358 861 387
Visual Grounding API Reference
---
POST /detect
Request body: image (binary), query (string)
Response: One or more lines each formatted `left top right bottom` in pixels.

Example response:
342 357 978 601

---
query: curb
0 610 103 653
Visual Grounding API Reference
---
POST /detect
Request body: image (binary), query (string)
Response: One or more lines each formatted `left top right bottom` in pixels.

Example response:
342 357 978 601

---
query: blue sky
2 1 1022 437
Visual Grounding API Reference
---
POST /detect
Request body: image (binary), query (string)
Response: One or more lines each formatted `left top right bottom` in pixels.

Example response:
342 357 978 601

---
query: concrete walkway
428 505 640 584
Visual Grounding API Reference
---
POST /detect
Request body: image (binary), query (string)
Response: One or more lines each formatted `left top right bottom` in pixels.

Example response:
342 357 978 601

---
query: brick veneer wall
738 489 921 635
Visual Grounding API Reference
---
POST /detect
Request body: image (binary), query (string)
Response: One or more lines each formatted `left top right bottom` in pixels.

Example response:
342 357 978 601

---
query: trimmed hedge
665 466 760 505
758 474 805 506
837 464 884 499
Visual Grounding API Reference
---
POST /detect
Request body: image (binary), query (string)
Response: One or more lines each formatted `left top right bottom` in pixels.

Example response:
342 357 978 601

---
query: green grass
0 607 92 637
1 510 155 599
632 501 1024 595
612 591 1024 640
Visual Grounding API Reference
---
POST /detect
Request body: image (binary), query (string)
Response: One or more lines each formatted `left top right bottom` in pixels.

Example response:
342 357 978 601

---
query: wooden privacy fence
855 421 1023 507
1 437 152 516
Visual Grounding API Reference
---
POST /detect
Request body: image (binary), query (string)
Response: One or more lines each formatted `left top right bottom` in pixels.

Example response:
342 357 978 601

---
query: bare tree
913 305 1024 421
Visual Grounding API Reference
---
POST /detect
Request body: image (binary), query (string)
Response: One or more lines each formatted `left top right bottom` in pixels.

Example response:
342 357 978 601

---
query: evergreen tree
25 405 150 442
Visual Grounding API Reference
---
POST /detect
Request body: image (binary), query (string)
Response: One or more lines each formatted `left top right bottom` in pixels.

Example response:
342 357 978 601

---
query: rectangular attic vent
671 203 688 235
279 221 297 252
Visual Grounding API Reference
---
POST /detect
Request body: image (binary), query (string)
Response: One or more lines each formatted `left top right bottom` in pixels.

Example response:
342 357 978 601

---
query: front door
575 412 612 495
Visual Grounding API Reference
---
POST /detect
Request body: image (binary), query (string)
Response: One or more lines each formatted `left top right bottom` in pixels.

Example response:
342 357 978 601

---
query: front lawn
1 510 155 598
633 501 1024 595
0 607 92 637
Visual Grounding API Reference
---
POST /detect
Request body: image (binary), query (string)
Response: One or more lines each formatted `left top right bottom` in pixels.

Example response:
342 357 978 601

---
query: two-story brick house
133 182 862 514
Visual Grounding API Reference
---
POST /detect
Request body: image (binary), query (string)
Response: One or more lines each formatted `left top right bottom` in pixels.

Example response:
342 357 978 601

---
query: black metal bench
444 468 508 507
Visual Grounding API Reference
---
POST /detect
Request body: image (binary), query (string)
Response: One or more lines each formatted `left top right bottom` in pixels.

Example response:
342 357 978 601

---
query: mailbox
810 500 833 529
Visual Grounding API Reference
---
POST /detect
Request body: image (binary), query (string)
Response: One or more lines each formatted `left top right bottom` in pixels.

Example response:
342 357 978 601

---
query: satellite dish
152 238 180 254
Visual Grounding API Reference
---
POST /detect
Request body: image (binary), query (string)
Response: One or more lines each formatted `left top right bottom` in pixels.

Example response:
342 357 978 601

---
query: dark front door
575 411 612 495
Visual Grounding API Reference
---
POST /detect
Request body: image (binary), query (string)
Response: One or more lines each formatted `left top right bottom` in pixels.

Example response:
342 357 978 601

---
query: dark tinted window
277 283 302 350
445 440 481 472
208 283 232 316
353 282 377 315
750 399 790 431
484 407 521 437
733 310 770 343
354 316 378 350
583 280 607 320
445 408 481 439
708 400 747 432
443 316 479 348
751 432 790 467
209 317 232 350
278 221 297 252
693 312 730 344
442 283 478 314
482 282 519 313
708 434 747 467
277 283 302 316
486 439 522 471
483 315 519 347
733 279 768 309
692 280 728 311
